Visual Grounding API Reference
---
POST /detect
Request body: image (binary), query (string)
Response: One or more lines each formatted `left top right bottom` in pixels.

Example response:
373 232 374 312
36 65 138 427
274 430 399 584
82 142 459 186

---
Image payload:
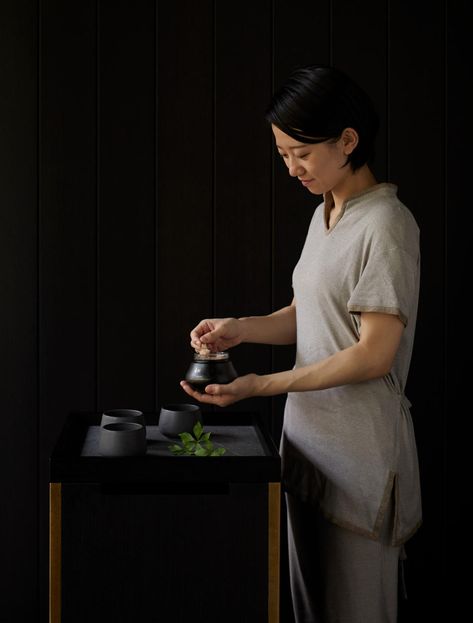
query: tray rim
50 410 281 484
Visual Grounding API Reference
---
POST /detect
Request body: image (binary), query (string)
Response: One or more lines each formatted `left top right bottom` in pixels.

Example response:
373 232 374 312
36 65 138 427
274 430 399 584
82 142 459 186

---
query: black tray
50 411 281 484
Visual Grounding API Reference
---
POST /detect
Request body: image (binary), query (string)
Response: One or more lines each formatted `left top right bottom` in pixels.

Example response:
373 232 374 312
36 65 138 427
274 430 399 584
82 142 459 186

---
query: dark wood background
1 0 460 620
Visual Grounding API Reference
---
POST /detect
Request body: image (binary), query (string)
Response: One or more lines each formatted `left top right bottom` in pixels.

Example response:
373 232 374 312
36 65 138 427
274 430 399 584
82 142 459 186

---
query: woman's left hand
180 373 262 408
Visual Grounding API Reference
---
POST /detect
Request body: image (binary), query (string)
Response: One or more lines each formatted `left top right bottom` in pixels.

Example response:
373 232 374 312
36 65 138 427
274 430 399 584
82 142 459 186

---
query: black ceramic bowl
158 403 201 437
101 409 145 427
99 422 147 457
185 351 238 393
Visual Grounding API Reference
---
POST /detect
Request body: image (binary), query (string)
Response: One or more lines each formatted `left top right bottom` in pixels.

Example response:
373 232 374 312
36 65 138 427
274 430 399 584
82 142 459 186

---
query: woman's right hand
190 317 244 353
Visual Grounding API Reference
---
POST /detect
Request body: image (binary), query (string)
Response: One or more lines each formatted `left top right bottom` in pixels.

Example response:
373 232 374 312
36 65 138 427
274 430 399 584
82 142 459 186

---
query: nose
287 157 304 177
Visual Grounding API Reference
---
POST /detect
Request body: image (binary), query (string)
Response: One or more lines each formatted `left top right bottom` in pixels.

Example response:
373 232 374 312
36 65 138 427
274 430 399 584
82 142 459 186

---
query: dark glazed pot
99 422 147 456
101 409 145 427
158 403 201 437
185 351 238 393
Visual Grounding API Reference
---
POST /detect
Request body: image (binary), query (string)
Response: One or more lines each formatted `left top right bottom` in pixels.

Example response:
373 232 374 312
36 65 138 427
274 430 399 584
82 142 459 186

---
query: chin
307 186 323 196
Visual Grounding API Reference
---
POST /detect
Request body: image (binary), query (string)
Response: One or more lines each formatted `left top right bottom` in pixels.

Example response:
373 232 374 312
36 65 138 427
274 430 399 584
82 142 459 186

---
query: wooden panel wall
156 0 214 410
445 2 467 616
38 1 97 614
1 0 458 621
98 0 156 411
0 1 38 621
389 2 445 614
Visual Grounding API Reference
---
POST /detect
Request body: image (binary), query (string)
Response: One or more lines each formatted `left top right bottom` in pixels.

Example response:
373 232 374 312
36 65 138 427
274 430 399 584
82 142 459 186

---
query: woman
180 64 422 623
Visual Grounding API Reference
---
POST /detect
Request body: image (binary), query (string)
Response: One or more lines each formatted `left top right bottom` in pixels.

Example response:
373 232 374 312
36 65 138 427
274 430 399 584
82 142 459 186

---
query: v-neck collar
323 183 398 235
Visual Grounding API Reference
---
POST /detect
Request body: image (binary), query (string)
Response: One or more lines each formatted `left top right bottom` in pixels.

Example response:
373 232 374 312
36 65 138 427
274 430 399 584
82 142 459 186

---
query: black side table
49 411 281 623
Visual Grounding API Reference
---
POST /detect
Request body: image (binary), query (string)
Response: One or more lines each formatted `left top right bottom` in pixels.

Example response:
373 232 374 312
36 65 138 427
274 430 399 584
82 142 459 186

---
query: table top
50 412 281 484
81 425 267 457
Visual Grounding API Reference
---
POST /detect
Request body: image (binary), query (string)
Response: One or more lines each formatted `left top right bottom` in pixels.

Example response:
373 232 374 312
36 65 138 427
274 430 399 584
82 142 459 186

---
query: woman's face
271 124 356 196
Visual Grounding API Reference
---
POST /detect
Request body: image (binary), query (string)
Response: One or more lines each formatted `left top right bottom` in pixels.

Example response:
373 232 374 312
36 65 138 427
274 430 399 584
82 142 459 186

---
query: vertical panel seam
442 0 447 547
386 0 390 181
37 0 41 612
212 0 216 415
329 0 333 65
96 0 100 412
155 1 158 413
270 0 275 436
213 0 216 323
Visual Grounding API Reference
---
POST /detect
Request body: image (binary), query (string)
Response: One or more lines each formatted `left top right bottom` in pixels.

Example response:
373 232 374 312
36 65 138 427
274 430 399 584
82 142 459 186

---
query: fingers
179 381 234 407
190 321 208 343
191 337 203 351
190 338 213 355
190 335 218 354
189 318 239 354
190 320 218 352
180 381 211 403
200 330 218 344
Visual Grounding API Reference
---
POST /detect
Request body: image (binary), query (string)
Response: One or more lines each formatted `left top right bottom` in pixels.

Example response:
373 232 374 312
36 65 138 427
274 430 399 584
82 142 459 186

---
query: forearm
238 304 296 346
257 342 386 396
185 312 402 408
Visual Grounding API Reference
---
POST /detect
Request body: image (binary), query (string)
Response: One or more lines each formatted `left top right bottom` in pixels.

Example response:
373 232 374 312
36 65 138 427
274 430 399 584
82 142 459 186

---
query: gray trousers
286 491 403 623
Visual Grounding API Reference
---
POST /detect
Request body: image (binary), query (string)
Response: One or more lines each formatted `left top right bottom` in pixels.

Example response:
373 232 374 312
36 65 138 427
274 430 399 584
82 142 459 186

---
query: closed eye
278 153 309 160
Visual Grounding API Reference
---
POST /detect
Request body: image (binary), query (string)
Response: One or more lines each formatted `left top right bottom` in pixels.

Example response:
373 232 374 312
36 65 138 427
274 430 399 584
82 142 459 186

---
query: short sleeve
347 247 419 327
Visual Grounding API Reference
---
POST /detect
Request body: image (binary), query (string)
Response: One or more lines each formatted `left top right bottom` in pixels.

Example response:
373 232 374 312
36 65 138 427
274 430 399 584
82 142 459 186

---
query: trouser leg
320 490 400 623
286 492 325 623
286 490 401 623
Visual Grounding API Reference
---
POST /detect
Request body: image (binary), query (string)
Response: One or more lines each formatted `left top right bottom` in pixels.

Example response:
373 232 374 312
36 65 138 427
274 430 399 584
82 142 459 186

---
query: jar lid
194 351 229 362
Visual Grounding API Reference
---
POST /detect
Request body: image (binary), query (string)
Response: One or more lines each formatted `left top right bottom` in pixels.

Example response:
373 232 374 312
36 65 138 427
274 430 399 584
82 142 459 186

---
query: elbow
377 349 397 378
371 357 394 379
357 346 394 380
361 334 402 378
376 363 392 379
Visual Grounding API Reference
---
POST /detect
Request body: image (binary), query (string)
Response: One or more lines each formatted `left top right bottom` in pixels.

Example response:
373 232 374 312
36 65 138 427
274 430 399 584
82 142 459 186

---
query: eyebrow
276 143 308 151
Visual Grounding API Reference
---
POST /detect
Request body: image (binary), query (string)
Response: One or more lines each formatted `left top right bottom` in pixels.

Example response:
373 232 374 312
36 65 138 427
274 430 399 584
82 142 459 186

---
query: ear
341 127 359 155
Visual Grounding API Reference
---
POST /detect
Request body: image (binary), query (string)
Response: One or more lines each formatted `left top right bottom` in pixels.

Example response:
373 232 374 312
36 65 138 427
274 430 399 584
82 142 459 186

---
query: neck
330 165 378 212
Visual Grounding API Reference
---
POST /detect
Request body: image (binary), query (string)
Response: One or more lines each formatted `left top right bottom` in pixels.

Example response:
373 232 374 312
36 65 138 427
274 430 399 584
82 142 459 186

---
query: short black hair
265 64 379 172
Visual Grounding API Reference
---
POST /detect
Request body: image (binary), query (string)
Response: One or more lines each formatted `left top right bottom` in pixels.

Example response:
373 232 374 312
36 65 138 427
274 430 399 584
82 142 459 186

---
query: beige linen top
280 183 422 546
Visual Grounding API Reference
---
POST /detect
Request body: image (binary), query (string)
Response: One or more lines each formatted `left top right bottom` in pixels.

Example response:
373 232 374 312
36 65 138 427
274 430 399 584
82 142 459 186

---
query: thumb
200 330 219 343
205 385 220 395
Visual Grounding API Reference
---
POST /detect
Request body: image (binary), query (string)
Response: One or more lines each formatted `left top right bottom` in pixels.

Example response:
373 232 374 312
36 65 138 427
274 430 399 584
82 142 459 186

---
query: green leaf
211 447 226 456
168 424 227 457
168 444 186 456
168 444 183 453
179 432 195 444
193 420 203 440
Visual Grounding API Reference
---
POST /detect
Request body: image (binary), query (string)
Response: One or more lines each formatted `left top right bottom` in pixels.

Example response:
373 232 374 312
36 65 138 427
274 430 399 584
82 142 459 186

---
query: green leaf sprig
168 421 226 457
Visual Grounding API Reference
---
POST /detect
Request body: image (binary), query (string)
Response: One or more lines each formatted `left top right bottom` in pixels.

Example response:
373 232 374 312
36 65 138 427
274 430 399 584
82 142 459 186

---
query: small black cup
101 409 145 427
99 422 147 456
158 403 201 437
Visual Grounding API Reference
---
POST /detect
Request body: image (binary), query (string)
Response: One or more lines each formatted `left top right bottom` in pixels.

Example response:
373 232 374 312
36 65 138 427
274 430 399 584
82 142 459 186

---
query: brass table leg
268 482 280 623
49 483 61 623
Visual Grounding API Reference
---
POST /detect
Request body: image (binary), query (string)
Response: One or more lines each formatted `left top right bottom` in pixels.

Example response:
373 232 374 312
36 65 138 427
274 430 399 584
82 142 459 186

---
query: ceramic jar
185 351 238 393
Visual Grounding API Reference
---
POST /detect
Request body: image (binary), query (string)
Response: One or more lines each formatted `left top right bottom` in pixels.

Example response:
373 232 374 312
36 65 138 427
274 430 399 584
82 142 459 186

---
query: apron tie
398 392 412 411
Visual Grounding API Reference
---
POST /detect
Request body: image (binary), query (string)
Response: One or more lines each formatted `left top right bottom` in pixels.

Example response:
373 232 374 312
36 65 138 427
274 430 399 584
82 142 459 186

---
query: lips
299 178 314 186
